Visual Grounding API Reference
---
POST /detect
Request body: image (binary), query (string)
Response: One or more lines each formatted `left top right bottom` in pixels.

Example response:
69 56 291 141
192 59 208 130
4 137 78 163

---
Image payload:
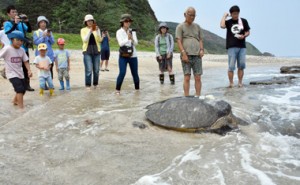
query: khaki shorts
181 55 202 75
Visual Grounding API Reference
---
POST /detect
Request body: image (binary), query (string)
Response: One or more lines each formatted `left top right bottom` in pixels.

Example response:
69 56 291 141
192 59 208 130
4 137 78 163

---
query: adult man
176 7 204 97
220 5 250 88
4 5 34 91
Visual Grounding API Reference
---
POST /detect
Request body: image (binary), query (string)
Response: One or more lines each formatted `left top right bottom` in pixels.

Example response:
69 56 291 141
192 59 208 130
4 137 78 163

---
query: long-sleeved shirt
154 33 174 57
116 27 138 58
4 20 30 52
33 29 55 61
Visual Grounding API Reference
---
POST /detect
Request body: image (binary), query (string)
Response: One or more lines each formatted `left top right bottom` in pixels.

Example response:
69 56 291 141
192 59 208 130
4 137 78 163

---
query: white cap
84 14 95 22
37 16 49 25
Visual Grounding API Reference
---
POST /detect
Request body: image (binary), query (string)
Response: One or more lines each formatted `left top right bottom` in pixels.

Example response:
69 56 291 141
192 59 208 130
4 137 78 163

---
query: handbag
119 45 133 58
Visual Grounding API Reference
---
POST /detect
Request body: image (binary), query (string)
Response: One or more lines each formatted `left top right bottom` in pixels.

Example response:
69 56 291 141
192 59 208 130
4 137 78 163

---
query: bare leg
228 71 234 88
238 69 244 87
100 60 104 70
183 75 191 96
105 60 108 69
195 75 201 96
16 93 24 109
12 94 18 105
167 65 173 75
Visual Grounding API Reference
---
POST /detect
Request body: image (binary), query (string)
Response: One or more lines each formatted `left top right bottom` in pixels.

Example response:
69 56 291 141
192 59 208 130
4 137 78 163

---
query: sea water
0 57 299 185
133 64 300 185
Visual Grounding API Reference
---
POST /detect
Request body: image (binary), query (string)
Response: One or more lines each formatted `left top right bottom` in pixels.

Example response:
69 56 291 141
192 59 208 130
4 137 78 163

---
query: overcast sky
148 0 300 57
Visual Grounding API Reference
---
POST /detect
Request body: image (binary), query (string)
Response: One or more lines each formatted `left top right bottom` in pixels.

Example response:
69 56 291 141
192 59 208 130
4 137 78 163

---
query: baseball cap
38 43 47 51
57 38 65 45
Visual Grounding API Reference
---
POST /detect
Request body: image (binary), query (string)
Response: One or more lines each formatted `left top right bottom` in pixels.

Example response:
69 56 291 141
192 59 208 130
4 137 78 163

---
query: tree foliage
2 0 157 39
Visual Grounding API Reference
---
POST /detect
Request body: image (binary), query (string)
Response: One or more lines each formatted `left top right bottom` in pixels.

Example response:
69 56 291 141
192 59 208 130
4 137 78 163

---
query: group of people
0 5 250 109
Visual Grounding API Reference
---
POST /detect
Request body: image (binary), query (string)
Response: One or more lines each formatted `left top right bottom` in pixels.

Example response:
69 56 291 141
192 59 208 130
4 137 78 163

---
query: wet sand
0 51 299 185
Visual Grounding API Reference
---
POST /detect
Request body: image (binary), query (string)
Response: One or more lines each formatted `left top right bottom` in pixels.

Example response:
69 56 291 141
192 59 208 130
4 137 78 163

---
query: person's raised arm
220 13 229 29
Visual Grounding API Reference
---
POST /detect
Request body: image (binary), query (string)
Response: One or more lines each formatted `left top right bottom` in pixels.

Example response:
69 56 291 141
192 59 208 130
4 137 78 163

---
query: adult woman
80 14 102 90
154 22 174 85
115 14 139 94
33 16 55 79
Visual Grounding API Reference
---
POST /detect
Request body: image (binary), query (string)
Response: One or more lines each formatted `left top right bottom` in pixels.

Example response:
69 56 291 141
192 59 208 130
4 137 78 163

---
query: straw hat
120 14 133 23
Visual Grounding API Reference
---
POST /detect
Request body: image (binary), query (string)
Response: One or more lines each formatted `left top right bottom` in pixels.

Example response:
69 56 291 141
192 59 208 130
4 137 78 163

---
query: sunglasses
124 19 132 23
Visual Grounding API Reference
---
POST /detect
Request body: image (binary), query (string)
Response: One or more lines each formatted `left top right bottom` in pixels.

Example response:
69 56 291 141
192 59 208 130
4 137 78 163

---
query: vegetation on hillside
1 0 262 55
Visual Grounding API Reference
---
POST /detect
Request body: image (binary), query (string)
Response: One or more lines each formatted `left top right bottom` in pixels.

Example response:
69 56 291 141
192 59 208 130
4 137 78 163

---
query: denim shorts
9 77 26 94
181 55 202 75
228 48 246 71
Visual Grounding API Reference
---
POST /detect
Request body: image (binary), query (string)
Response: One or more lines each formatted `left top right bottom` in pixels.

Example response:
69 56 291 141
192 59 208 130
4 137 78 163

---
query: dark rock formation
280 66 300 74
250 76 296 85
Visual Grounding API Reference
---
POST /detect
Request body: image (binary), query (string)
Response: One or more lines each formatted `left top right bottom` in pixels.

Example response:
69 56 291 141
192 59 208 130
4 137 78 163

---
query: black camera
18 14 27 20
129 28 137 34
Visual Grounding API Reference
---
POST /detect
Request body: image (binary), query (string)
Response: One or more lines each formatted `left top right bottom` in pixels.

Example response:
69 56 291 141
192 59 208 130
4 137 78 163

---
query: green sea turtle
145 96 246 133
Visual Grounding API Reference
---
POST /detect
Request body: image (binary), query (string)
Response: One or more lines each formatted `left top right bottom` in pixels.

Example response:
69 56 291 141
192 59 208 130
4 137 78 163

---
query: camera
18 14 27 20
129 28 137 34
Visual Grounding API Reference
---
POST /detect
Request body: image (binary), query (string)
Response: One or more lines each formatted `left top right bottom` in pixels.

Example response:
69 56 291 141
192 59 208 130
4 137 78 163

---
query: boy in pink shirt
0 30 32 108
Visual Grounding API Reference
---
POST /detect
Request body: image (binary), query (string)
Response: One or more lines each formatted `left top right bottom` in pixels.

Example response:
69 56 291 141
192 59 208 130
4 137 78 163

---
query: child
34 43 55 96
0 30 32 108
54 38 70 90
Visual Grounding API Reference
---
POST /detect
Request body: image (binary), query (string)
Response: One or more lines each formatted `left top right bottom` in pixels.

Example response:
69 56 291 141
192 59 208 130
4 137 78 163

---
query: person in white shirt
0 18 11 79
115 14 139 95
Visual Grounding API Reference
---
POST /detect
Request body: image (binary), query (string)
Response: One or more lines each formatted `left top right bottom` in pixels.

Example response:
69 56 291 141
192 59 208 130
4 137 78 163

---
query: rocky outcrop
250 76 296 85
280 66 300 74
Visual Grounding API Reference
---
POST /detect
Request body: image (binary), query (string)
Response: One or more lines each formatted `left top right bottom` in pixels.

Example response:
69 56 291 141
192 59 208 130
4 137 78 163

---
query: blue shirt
54 49 70 69
4 21 29 52
101 36 110 51
33 29 55 62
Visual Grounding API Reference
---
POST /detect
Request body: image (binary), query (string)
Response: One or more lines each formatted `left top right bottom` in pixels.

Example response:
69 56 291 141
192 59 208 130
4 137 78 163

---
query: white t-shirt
33 55 52 78
0 45 28 79
0 30 10 47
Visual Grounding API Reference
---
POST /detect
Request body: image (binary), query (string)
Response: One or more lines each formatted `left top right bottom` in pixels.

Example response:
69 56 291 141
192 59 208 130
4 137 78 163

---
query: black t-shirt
225 18 250 49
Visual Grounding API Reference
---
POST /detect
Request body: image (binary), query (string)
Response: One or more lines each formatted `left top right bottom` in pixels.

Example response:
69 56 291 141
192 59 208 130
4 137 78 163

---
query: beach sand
1 51 298 99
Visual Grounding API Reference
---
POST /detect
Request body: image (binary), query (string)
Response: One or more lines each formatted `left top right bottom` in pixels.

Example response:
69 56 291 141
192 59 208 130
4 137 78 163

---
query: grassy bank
48 33 157 52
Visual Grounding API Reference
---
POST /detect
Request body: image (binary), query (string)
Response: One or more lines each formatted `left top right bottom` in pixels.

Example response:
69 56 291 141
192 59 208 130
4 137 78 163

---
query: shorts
156 54 173 72
58 68 70 81
228 47 246 71
101 49 110 60
181 55 202 75
9 77 26 94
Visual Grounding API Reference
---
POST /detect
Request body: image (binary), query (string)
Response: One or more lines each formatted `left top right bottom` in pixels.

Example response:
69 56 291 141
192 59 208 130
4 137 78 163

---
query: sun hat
158 22 169 31
38 43 47 51
120 14 133 23
84 14 95 22
57 38 65 45
37 16 49 26
7 30 26 41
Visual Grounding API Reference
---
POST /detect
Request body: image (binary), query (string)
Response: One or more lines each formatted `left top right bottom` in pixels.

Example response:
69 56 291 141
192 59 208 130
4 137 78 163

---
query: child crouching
54 38 70 90
0 30 32 108
34 43 55 96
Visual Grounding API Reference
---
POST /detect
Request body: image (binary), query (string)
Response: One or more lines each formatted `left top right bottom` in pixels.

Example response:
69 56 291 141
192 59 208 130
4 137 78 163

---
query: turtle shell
145 97 232 131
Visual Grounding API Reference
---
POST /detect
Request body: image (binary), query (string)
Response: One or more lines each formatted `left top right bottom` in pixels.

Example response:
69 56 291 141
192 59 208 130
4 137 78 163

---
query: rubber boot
59 80 65 90
159 74 164 84
169 74 175 85
39 88 44 96
49 89 55 96
66 80 71 90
